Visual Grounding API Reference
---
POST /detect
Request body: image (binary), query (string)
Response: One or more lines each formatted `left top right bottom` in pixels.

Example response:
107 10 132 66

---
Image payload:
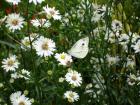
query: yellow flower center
72 75 77 81
24 40 30 46
50 10 55 15
42 42 48 50
12 19 19 26
18 101 25 105
7 60 14 66
60 54 65 59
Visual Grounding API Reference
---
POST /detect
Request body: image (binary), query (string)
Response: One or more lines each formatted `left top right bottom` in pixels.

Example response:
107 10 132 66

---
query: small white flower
106 55 119 65
21 37 34 50
6 13 24 32
85 83 93 89
6 0 21 5
105 31 120 43
20 69 30 80
2 55 20 72
65 70 82 87
34 36 56 57
59 77 65 83
119 33 129 44
10 91 22 102
10 91 31 105
31 18 51 28
127 74 137 86
55 52 73 66
112 19 122 32
29 0 44 5
132 40 140 53
11 69 30 80
43 5 61 20
64 91 79 103
131 32 140 43
92 5 106 22
126 56 135 69
11 72 20 79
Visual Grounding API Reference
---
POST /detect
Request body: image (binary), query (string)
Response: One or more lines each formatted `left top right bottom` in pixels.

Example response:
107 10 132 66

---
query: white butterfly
68 37 89 59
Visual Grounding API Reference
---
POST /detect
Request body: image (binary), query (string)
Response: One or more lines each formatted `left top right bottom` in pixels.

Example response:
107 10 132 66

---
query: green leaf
0 40 16 48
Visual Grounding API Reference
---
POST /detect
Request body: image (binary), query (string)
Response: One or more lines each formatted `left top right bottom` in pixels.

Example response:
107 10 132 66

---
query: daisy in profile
31 18 51 28
10 91 31 105
29 0 44 5
21 37 34 50
2 55 20 72
65 70 82 87
11 69 30 80
6 13 24 32
6 0 21 5
34 36 56 57
64 91 79 103
55 52 73 66
43 5 61 20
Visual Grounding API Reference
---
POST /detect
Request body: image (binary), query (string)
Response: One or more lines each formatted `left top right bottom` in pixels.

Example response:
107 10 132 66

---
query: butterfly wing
68 37 89 59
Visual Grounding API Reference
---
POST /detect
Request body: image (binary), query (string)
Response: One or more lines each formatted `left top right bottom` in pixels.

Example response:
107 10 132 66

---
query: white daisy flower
20 69 30 80
92 5 106 22
6 0 21 5
10 91 31 105
34 36 56 57
131 40 140 53
2 55 20 72
65 70 82 87
105 31 120 43
127 74 137 86
64 91 79 103
55 52 73 66
29 0 44 5
11 72 20 79
6 13 24 32
11 69 30 80
111 19 122 32
31 18 51 28
131 32 140 43
21 37 34 50
106 55 119 65
43 5 61 20
125 56 135 69
10 91 22 102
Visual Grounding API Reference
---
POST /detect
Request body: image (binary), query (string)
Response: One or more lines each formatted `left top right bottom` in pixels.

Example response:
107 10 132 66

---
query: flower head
6 0 21 5
2 55 20 72
55 52 73 66
34 36 56 57
6 13 24 32
29 0 44 5
131 40 140 53
65 70 82 87
10 91 31 105
64 91 79 103
43 5 61 20
21 37 34 50
112 19 122 32
31 18 51 28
